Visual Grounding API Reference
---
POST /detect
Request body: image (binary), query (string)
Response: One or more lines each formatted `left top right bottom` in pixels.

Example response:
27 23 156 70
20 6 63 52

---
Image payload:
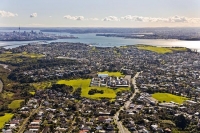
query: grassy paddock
137 45 187 54
57 79 129 100
0 113 14 129
98 71 124 77
152 93 188 104
8 100 24 109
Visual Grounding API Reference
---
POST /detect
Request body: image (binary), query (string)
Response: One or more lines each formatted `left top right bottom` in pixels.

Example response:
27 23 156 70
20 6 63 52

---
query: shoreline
0 37 200 52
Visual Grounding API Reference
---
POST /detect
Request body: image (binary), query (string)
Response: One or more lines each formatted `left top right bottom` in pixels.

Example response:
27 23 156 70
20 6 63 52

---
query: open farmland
8 100 24 109
137 45 187 54
0 113 14 129
57 79 130 100
152 93 189 104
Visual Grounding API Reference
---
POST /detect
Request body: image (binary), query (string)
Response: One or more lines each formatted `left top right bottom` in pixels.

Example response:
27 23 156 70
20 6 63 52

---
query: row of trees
88 89 104 95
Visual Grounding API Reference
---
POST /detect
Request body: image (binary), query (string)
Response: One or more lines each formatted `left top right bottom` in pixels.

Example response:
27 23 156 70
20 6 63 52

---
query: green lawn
8 100 24 109
57 79 129 100
152 93 188 104
98 71 124 77
0 113 14 129
21 52 45 58
0 91 14 99
32 81 53 90
137 45 187 54
29 91 35 95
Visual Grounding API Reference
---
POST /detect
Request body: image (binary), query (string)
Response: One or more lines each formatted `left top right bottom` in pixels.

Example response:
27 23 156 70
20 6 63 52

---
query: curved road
0 64 11 71
0 80 3 93
0 64 11 93
114 72 142 133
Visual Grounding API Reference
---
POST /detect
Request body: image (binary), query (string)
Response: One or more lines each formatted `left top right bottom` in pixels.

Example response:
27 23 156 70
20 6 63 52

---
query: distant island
96 33 200 41
0 30 78 41
40 27 200 41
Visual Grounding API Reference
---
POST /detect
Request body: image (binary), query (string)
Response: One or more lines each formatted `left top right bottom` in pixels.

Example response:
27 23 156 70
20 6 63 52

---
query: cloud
121 15 200 23
168 16 188 23
64 15 84 20
49 16 52 18
30 13 37 18
27 23 43 26
90 18 99 21
102 16 120 21
0 10 18 17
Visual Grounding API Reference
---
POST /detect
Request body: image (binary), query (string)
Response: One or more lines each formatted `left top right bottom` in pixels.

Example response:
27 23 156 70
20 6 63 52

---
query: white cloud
30 13 37 18
64 15 84 20
90 18 99 21
0 10 18 17
49 16 52 18
102 16 120 21
27 23 43 26
122 15 200 23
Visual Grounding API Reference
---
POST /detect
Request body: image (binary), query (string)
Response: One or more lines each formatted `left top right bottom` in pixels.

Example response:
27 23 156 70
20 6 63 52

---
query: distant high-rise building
18 26 20 40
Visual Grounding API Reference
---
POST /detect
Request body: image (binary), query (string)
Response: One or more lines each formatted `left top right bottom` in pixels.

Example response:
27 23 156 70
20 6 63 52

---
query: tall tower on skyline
18 26 20 40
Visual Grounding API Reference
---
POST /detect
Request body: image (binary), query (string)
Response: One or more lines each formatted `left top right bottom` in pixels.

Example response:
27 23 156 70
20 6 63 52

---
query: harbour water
0 30 200 51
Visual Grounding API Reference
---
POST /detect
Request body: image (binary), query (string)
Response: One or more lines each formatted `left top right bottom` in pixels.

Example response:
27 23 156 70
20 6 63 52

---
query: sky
0 0 200 27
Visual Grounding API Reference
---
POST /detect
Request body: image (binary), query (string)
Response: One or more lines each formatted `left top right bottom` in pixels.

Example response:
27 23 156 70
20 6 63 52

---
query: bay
0 30 200 52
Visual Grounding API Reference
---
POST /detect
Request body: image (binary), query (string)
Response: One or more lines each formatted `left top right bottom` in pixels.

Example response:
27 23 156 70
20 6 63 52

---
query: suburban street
114 72 141 133
17 103 42 133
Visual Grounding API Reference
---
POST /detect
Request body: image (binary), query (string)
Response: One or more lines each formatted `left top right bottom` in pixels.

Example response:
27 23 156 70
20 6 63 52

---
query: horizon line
0 26 200 29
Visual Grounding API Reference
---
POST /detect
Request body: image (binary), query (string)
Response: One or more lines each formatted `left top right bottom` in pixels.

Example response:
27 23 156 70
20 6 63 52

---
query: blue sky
0 0 200 27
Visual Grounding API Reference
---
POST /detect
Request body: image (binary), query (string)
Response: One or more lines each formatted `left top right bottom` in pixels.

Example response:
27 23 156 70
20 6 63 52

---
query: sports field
0 113 14 129
8 100 24 109
152 93 188 104
98 71 124 77
137 45 187 54
57 79 129 100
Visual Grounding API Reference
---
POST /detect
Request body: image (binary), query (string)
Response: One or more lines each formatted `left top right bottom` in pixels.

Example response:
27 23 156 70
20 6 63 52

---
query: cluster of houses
1 42 200 132
119 91 200 132
90 74 129 88
3 88 133 132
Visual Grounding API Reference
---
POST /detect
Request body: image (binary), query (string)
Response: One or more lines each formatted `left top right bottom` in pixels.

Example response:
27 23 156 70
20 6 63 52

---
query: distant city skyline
0 0 200 27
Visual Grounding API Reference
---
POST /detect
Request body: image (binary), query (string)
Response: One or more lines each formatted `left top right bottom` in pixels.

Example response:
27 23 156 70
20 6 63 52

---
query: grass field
152 93 188 104
137 45 187 54
98 71 124 77
57 79 129 100
8 100 24 109
0 113 14 129
0 91 14 99
32 81 53 90
29 91 35 95
0 51 44 63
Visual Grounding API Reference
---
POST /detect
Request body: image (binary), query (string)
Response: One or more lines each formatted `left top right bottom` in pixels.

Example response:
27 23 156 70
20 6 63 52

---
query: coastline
0 33 200 52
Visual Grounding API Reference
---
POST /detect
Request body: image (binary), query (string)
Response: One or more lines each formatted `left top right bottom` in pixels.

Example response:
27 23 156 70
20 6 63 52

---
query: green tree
174 114 189 130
